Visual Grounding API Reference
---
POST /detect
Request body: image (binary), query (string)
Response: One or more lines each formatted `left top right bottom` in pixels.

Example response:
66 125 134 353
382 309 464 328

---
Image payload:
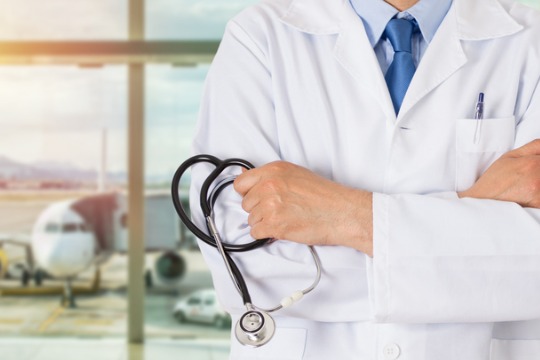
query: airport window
0 0 257 356
0 0 128 40
0 65 128 339
146 0 257 40
141 65 212 340
522 0 540 7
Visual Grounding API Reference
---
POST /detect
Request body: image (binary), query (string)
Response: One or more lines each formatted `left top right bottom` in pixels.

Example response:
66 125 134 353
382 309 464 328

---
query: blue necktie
384 18 417 114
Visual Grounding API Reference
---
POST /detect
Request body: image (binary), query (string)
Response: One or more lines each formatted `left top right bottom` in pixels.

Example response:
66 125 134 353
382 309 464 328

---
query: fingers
246 197 278 240
247 205 263 227
232 161 297 240
505 139 540 158
233 168 261 196
234 169 275 239
234 161 290 196
238 177 275 212
250 222 276 240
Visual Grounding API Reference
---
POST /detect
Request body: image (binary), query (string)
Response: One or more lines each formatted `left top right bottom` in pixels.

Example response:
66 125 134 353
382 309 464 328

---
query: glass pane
0 0 127 40
146 0 260 39
520 0 540 8
144 64 232 345
0 66 128 337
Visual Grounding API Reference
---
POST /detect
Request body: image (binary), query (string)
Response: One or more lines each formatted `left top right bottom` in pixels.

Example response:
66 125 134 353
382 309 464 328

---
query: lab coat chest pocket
455 117 516 192
491 320 540 360
232 327 307 360
490 339 540 360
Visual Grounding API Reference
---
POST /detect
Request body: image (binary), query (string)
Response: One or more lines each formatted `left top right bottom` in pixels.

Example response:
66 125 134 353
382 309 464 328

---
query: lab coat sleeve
190 20 372 322
367 77 540 324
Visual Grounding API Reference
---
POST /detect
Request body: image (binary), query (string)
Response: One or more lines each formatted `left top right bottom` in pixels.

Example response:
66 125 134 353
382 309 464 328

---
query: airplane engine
145 251 186 288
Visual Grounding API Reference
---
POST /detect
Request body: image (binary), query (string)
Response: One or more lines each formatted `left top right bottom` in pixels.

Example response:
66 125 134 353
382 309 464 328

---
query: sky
0 0 539 178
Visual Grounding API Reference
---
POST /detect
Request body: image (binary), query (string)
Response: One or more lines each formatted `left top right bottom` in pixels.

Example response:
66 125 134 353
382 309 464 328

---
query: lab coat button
383 343 401 360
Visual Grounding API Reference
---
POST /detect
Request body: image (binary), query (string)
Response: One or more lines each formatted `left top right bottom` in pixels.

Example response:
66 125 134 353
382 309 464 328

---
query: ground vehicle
173 288 231 329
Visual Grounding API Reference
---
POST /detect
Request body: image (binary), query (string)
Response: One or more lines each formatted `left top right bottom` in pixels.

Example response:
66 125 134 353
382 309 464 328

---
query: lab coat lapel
333 4 396 121
397 3 466 121
280 0 396 121
398 0 523 121
453 0 522 41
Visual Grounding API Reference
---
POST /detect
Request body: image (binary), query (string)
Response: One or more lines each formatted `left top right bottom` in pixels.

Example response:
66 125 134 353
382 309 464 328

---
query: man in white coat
190 0 540 359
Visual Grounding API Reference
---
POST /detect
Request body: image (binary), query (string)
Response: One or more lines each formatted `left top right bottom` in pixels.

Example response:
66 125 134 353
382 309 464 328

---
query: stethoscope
171 154 322 347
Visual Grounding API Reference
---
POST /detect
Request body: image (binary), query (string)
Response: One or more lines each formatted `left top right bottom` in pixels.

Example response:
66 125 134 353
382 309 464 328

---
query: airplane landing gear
21 269 30 287
34 270 44 286
62 278 76 308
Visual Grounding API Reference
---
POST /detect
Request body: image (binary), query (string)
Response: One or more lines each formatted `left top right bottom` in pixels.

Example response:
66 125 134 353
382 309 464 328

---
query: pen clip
473 92 485 144
474 93 484 120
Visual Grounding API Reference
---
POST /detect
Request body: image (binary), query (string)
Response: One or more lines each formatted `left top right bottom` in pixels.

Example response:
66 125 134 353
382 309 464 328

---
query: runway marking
75 319 114 326
38 306 64 333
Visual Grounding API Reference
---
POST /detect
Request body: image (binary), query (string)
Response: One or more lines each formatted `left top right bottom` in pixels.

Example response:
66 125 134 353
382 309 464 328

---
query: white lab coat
190 0 540 358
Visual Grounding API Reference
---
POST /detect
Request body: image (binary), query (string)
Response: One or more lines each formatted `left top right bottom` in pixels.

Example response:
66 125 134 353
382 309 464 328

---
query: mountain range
0 155 182 185
0 155 122 182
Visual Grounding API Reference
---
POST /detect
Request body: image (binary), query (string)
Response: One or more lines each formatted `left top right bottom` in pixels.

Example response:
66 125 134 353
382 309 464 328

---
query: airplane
0 190 195 308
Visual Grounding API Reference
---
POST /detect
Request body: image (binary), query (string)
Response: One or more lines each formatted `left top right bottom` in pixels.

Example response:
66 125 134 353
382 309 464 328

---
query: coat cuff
367 192 390 322
367 191 459 322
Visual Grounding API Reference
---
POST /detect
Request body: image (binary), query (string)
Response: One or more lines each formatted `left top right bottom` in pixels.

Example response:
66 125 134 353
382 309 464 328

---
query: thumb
233 167 260 196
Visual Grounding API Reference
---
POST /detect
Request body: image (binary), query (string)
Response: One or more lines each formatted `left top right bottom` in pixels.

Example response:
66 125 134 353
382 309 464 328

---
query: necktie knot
384 18 416 54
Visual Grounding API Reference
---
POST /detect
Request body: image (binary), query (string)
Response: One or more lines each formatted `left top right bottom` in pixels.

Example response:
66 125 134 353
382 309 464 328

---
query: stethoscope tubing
171 154 271 252
171 155 271 305
171 154 322 314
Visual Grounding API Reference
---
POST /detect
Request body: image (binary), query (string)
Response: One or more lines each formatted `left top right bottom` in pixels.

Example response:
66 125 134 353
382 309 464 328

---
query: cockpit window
45 223 60 233
62 223 79 233
44 222 87 233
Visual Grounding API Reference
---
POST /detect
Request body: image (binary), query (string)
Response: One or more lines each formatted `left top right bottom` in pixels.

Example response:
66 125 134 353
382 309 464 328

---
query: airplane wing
0 233 31 244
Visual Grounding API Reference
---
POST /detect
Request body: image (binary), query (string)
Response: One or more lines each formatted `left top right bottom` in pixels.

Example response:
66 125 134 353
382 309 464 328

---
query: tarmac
0 338 230 360
0 252 228 338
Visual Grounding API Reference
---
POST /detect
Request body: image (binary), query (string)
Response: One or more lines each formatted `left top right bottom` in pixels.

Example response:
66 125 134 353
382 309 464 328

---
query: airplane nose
34 235 93 277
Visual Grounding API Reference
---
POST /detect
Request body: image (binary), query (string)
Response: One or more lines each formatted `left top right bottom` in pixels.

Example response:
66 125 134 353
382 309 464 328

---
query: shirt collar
349 0 453 47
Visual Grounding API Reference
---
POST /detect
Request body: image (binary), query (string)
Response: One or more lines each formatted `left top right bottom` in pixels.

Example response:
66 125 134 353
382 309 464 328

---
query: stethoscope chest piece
235 310 275 347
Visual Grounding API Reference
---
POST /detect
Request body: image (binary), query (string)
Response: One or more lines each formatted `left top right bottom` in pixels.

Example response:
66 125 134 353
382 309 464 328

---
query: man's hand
459 139 540 208
233 161 374 256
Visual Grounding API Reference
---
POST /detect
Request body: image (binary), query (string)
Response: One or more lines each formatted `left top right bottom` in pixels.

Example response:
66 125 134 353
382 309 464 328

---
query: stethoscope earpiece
235 310 275 347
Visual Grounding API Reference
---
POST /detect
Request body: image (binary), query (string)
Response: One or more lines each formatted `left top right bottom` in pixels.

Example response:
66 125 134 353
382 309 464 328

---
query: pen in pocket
474 92 485 143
